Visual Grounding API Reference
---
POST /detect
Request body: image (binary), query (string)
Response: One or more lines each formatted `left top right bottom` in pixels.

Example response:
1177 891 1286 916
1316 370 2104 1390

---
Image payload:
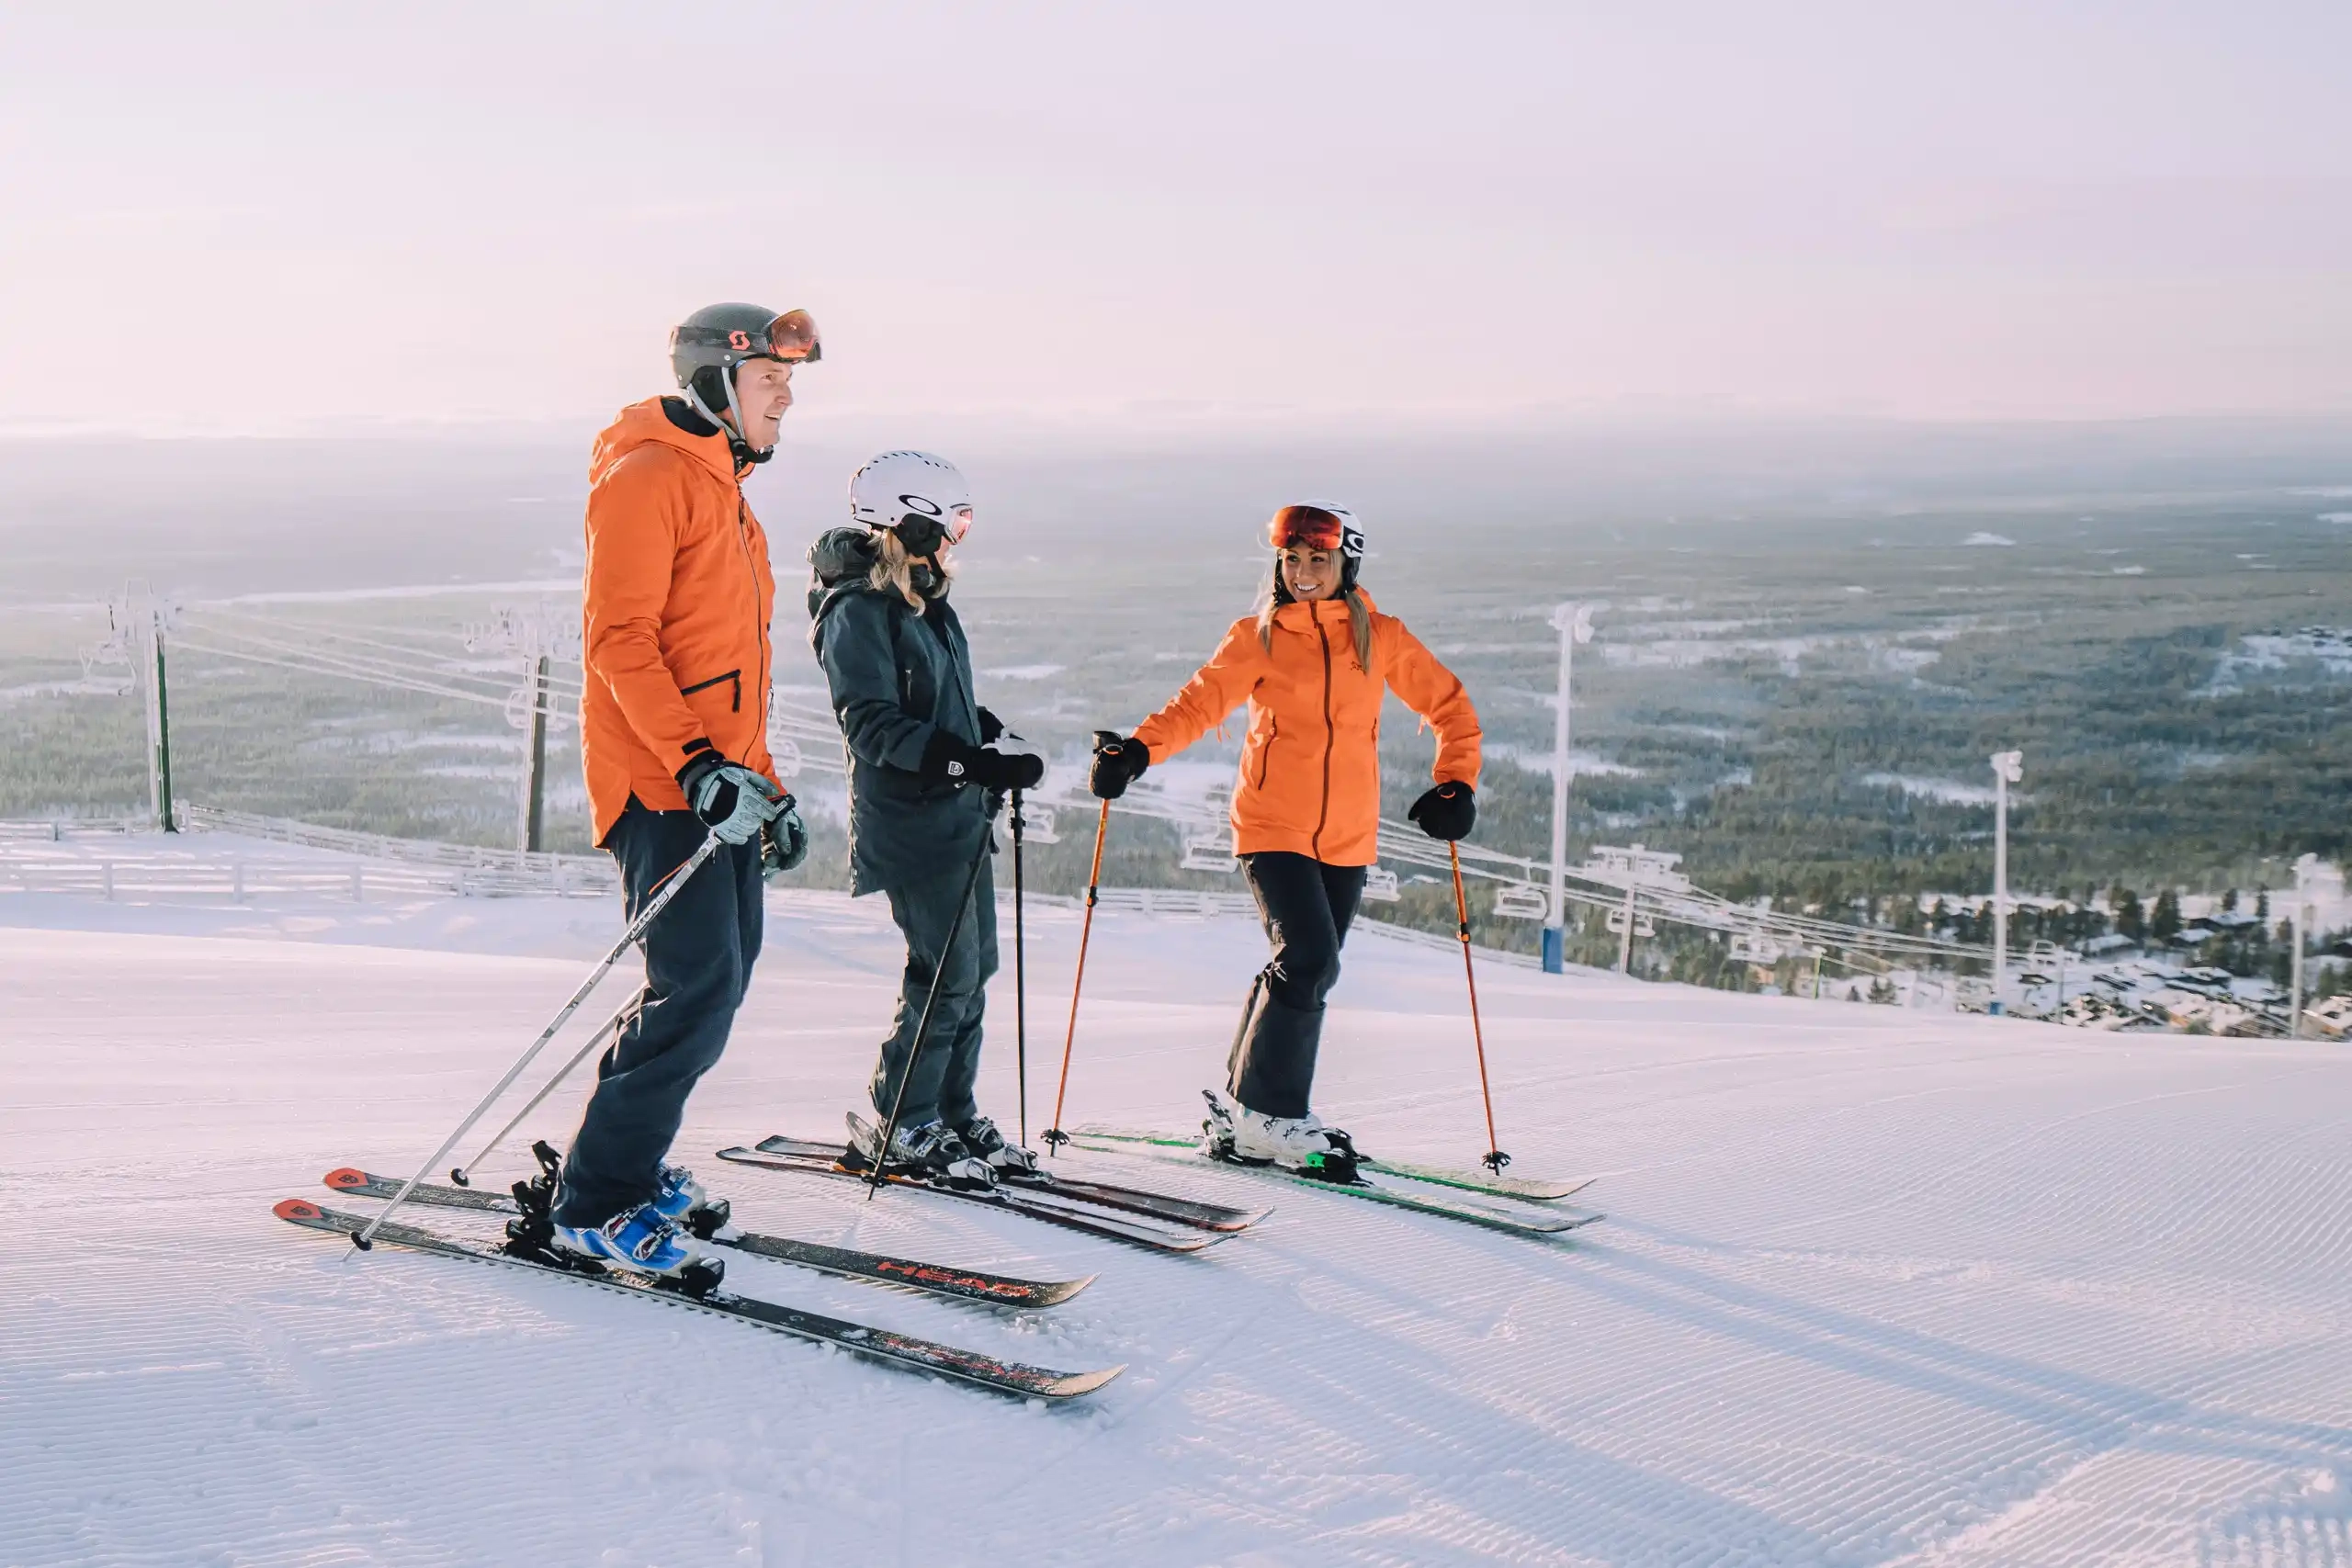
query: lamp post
1543 603 1594 975
1989 750 2022 1015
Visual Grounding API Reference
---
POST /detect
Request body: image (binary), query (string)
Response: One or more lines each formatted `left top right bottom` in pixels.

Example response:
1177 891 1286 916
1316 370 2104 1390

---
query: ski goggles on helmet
1267 503 1349 551
689 309 822 366
888 502 974 557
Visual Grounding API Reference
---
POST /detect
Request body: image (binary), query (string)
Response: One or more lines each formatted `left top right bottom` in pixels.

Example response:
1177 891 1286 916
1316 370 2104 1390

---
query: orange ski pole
1450 841 1510 1173
1041 799 1110 1156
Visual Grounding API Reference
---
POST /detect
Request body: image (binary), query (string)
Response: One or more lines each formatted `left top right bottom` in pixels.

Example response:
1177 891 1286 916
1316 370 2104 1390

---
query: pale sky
3 2 2347 434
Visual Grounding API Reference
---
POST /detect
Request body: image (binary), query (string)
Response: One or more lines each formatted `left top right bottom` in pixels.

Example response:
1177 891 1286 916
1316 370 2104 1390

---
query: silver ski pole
447 994 641 1189
352 831 722 1249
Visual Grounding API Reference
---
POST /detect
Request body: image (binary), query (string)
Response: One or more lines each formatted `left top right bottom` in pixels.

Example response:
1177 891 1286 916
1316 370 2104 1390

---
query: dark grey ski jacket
807 528 990 895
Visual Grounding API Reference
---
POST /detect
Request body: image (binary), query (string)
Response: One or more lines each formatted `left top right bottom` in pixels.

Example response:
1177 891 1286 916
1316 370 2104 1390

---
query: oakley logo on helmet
900 494 943 515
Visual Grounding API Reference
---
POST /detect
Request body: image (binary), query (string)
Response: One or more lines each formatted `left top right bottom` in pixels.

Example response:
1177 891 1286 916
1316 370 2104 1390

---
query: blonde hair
867 530 955 613
1256 573 1374 667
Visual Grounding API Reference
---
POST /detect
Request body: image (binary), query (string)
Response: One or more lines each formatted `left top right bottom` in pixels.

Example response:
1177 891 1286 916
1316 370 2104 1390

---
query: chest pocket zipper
682 669 741 713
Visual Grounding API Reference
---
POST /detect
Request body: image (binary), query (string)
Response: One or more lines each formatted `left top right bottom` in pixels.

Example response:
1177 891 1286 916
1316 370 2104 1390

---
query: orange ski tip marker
322 1168 368 1190
274 1198 322 1221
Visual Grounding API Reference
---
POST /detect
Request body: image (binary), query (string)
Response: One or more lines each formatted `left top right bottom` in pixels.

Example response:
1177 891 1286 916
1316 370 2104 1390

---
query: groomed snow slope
6 889 2351 1567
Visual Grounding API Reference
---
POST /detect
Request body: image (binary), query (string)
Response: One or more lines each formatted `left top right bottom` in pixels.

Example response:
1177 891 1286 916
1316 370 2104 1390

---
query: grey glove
759 804 808 880
675 752 786 845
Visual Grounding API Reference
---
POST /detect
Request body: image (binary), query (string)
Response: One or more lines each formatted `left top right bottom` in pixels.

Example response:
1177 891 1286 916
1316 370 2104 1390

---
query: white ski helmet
849 450 972 555
1268 501 1366 592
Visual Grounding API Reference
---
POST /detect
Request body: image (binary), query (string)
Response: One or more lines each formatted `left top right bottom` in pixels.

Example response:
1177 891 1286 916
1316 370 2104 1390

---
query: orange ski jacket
579 397 777 843
1132 593 1481 866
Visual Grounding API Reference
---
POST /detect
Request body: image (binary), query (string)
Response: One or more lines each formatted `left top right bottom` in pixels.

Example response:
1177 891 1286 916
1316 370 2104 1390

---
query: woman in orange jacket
1088 502 1481 1175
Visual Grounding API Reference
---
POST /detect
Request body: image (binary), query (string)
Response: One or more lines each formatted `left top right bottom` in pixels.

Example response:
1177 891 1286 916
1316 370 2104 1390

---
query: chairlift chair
1492 882 1549 920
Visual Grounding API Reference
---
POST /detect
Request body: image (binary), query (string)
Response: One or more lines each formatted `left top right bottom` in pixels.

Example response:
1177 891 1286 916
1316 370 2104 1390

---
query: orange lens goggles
1268 504 1346 551
758 310 821 364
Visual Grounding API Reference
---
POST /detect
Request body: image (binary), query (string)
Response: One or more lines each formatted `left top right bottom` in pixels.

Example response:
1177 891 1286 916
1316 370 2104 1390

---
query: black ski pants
552 800 763 1228
869 851 999 1133
1227 852 1368 1120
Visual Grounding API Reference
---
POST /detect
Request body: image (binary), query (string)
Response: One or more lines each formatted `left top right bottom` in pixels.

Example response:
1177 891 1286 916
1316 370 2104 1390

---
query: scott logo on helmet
729 330 752 350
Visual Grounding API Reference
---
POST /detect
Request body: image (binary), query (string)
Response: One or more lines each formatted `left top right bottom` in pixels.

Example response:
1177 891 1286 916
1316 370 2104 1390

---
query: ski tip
274 1198 323 1222
1048 1363 1127 1398
322 1168 371 1191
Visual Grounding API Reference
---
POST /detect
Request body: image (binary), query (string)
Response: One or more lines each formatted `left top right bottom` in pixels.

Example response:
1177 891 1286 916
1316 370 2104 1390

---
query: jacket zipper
1311 616 1335 858
734 495 768 740
1256 716 1277 788
681 669 741 712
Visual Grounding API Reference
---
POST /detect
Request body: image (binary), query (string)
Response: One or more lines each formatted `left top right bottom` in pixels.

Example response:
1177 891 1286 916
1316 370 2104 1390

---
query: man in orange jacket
548 303 817 1276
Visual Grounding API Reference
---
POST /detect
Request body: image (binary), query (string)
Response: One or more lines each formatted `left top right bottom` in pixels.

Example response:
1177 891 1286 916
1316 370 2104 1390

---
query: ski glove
1089 732 1150 800
977 706 1005 746
675 751 787 845
1408 781 1476 841
759 804 808 880
920 730 1046 792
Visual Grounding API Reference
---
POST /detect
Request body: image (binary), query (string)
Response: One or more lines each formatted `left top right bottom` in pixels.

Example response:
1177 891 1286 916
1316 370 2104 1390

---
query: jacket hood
589 396 741 490
807 526 879 622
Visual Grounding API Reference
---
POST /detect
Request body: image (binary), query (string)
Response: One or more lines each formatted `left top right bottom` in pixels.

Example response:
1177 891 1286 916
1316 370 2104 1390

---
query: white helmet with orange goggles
1269 502 1365 592
850 450 973 558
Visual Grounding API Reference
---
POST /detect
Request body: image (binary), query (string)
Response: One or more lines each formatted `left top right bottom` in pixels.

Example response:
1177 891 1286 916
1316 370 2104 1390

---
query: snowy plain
5 846 2351 1567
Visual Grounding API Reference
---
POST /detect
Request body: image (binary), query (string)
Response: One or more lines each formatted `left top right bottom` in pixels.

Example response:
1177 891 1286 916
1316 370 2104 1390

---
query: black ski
321 1168 1092 1308
715 1145 1225 1254
763 1120 1269 1234
1063 1135 1603 1240
276 1199 1122 1401
1071 1127 1598 1205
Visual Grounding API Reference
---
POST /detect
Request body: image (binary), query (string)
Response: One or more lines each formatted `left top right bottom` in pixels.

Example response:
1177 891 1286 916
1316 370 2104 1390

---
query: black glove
759 805 808 880
1408 781 1476 841
921 730 1046 792
675 751 786 845
977 706 1004 745
1089 732 1149 800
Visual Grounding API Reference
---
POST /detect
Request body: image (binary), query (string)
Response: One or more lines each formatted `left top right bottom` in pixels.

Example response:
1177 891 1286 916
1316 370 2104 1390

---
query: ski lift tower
1989 750 2023 1015
2290 852 2320 1039
1542 603 1595 974
1581 843 1687 975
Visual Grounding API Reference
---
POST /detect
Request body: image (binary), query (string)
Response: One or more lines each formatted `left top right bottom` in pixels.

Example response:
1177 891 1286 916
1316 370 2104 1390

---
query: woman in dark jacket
808 450 1044 1187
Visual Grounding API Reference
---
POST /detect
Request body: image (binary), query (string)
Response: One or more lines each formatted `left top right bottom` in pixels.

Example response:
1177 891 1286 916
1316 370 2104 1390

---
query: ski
1070 1126 1596 1205
275 1199 1122 1401
715 1145 1226 1254
1062 1134 1601 1240
320 1168 1092 1309
760 1122 1268 1234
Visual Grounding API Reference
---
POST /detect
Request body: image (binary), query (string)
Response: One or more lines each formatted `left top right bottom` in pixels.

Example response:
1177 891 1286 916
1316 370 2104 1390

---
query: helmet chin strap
689 367 775 468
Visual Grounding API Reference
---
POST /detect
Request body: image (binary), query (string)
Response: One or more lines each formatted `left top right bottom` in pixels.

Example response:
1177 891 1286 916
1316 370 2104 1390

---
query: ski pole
1041 799 1110 1156
868 807 999 1197
1011 787 1029 1147
447 994 641 1188
1449 840 1510 1173
353 831 723 1248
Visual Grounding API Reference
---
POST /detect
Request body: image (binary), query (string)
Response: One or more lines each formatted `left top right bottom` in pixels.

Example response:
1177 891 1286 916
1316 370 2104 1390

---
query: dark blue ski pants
552 800 763 1228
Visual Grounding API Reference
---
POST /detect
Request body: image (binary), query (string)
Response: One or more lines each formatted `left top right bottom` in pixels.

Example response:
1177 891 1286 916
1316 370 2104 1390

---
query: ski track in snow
4 897 2351 1567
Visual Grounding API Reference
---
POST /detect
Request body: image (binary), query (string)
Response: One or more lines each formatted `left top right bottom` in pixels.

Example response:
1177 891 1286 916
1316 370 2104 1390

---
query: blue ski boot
551 1201 716 1280
650 1163 734 1239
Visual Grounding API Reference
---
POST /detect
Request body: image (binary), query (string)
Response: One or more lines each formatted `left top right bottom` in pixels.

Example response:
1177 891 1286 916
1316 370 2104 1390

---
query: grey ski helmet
670 303 820 463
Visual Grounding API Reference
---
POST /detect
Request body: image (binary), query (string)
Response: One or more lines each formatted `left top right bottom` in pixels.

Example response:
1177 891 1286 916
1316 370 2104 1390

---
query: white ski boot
955 1115 1042 1179
1201 1089 1361 1181
853 1113 996 1190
